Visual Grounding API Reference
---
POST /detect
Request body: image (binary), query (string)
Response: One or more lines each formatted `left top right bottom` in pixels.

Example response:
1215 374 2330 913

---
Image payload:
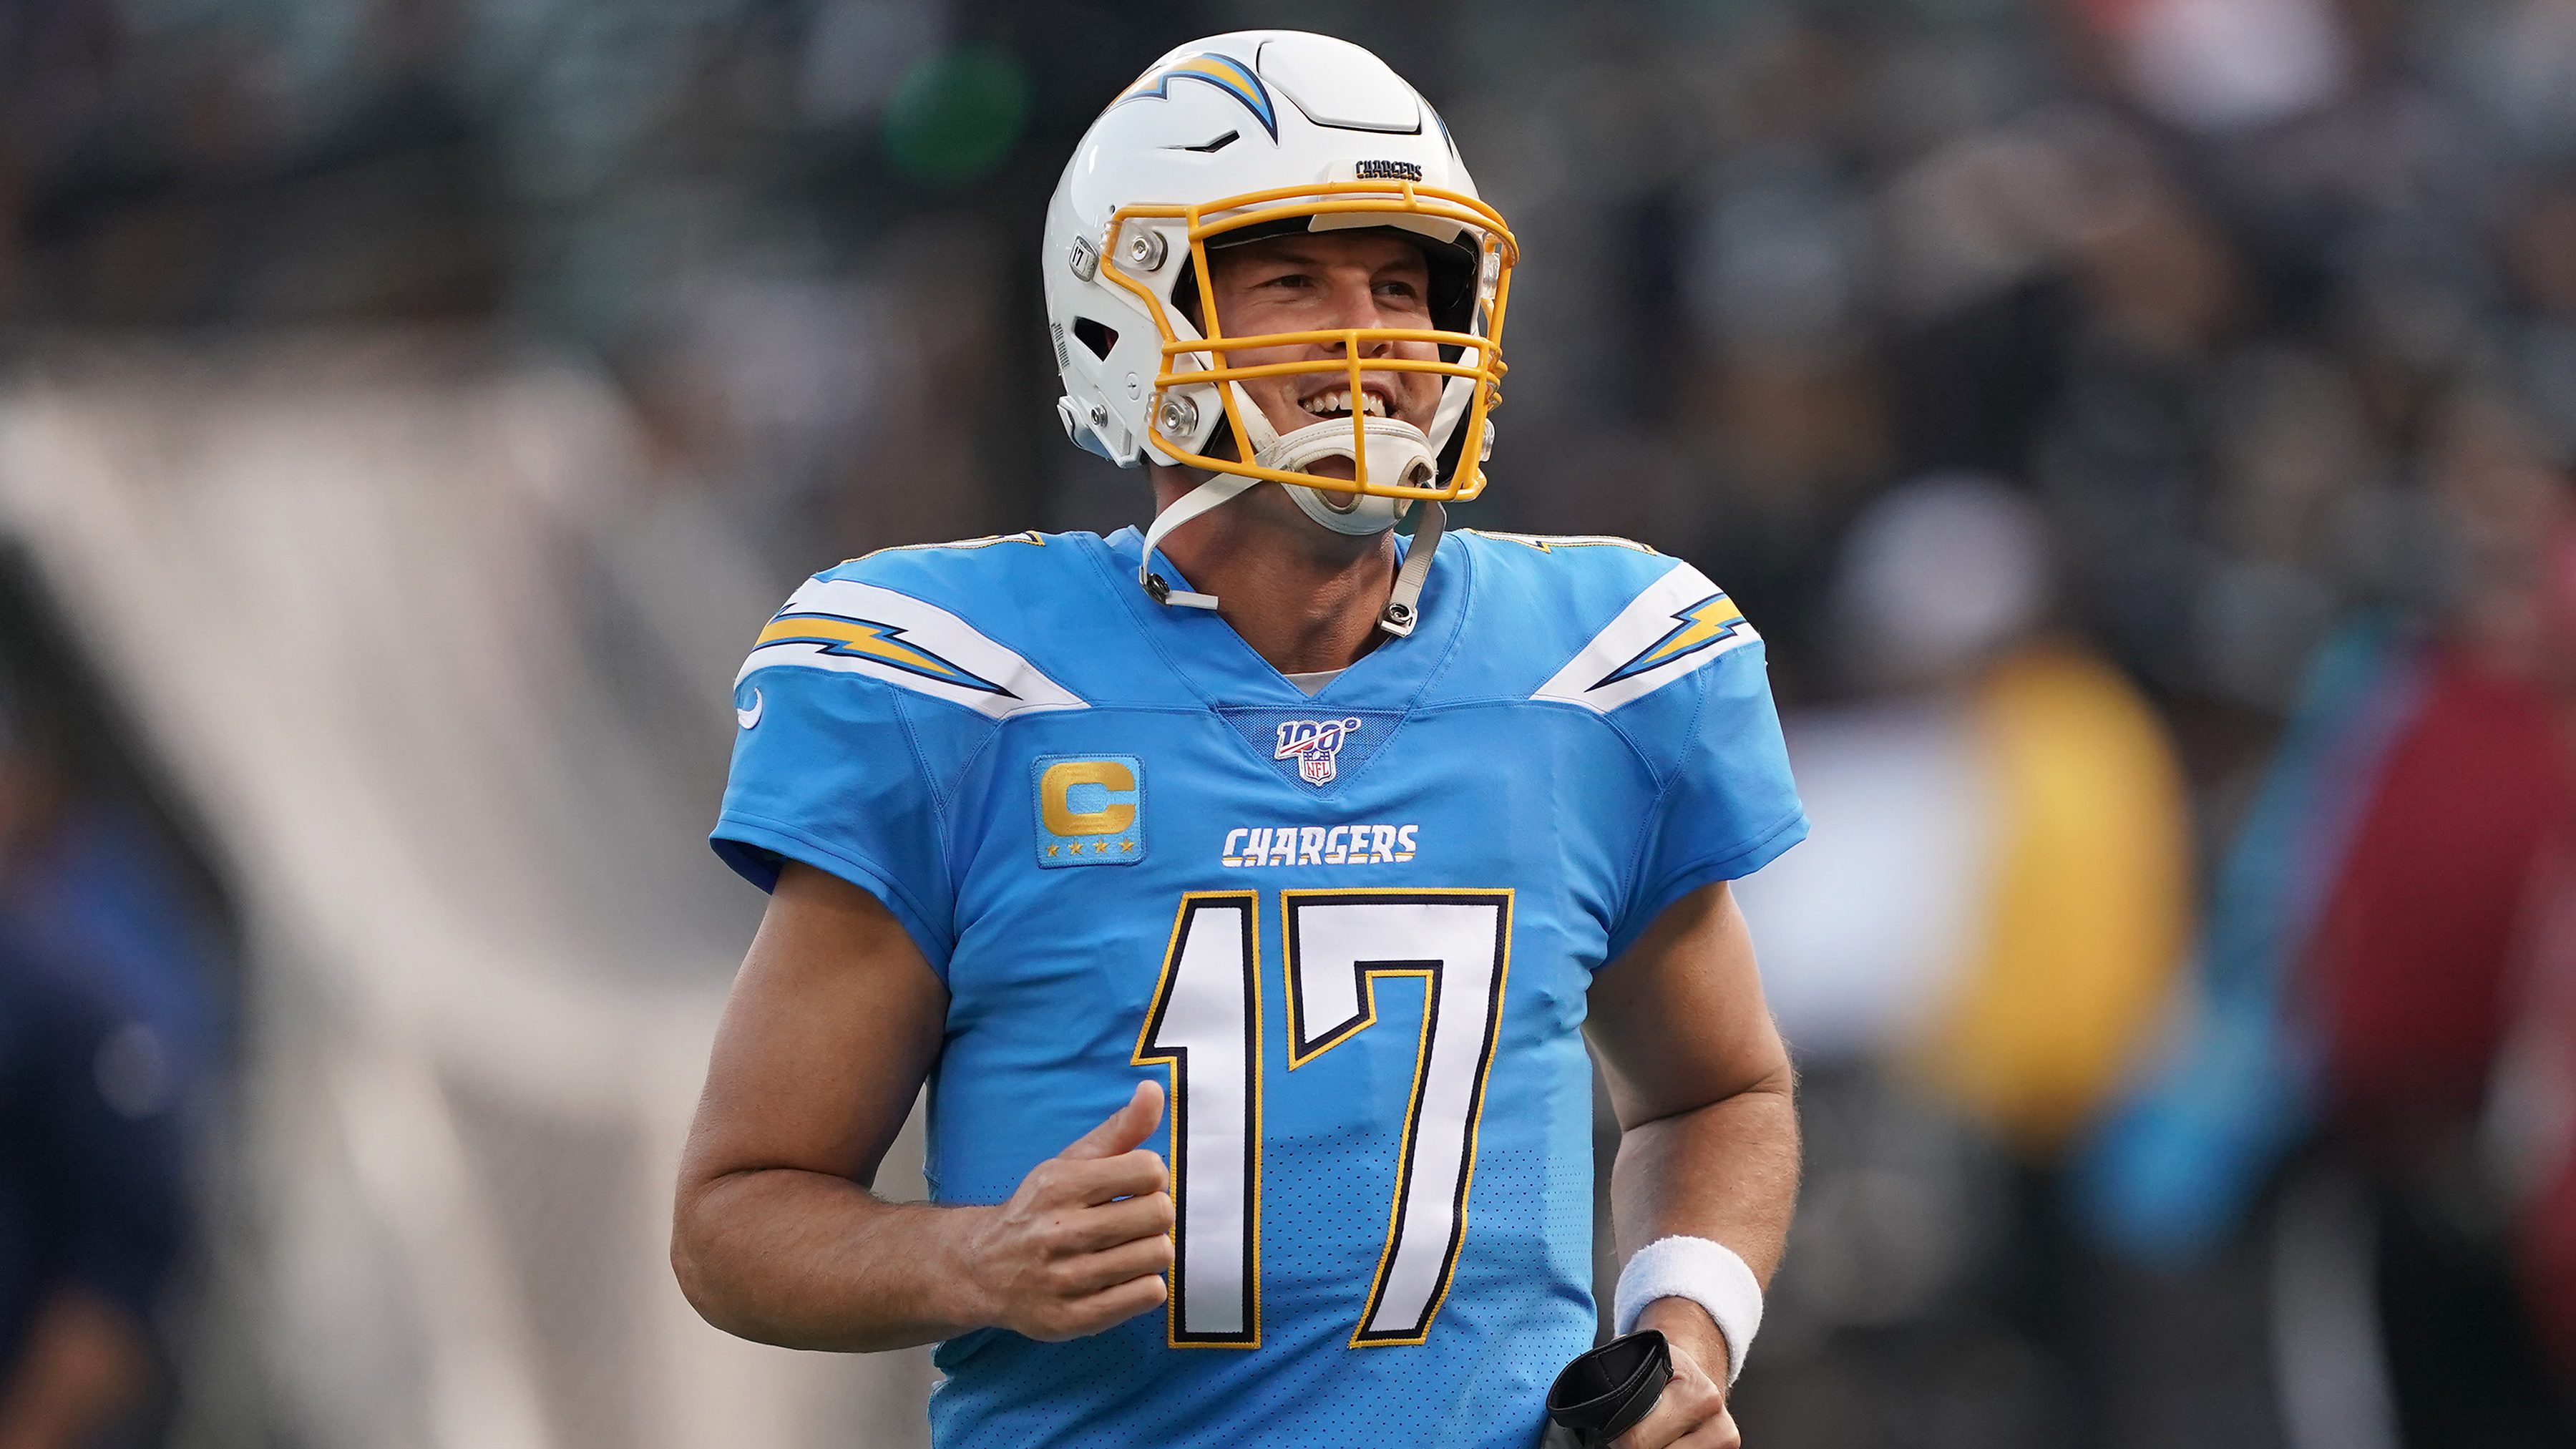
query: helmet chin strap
1138 469 1256 609
1136 382 1448 637
1377 495 1445 638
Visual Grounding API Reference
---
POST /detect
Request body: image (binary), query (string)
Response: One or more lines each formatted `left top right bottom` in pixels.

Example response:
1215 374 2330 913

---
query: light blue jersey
711 525 1805 1448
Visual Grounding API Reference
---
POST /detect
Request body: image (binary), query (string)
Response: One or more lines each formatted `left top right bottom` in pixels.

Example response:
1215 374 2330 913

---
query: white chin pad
1258 415 1434 536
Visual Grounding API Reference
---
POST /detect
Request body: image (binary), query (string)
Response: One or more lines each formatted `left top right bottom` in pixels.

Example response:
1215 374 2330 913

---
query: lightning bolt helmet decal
1111 52 1279 140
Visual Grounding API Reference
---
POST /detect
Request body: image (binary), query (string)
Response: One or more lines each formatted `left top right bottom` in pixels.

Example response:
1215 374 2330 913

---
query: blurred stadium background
3 0 2575 1446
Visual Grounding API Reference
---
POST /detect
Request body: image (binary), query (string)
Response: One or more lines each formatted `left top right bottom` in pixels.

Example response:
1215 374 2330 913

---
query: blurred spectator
2293 396 2576 1446
1746 474 2190 1147
1737 474 2191 1448
2087 388 2576 1447
0 699 197 1449
2499 522 2576 1383
0 951 176 1449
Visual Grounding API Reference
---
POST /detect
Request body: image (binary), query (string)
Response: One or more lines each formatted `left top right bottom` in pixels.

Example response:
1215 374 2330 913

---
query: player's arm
1584 879 1797 1449
670 862 1174 1351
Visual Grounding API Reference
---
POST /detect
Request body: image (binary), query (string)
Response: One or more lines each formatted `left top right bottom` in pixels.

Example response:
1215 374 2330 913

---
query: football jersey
711 525 1805 1448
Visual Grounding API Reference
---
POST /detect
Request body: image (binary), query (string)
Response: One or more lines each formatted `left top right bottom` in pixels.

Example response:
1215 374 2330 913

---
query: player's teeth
1298 389 1397 417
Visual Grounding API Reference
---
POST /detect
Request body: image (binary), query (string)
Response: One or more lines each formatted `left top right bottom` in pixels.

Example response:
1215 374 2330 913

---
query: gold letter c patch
1040 758 1138 836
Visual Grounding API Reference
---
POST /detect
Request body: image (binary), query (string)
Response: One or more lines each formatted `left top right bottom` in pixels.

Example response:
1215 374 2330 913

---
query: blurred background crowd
0 0 2572 1445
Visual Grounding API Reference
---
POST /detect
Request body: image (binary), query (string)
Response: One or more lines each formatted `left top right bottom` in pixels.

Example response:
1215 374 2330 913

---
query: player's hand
1611 1299 1739 1449
958 1080 1174 1342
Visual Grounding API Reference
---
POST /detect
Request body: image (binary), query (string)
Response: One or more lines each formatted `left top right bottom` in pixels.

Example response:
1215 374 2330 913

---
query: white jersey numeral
1133 894 1261 1347
1284 892 1513 1345
1134 889 1513 1349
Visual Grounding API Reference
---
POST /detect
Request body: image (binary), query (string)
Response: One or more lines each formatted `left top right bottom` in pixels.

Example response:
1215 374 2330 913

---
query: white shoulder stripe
736 577 1086 718
1533 560 1760 713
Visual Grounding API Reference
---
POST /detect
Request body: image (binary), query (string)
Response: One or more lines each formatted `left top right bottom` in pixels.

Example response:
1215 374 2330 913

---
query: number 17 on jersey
1135 889 1513 1349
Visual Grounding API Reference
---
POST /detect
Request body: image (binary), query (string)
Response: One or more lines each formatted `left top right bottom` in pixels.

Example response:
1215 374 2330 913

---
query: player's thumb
1059 1080 1164 1161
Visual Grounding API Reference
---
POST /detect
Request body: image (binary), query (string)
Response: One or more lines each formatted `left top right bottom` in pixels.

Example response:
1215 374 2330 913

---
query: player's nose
1312 273 1400 351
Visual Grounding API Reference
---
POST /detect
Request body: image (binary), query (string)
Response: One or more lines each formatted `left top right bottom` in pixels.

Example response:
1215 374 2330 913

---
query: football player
672 31 1806 1449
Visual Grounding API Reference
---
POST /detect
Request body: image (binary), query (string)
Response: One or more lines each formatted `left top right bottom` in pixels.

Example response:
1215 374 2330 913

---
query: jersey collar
1092 525 1470 711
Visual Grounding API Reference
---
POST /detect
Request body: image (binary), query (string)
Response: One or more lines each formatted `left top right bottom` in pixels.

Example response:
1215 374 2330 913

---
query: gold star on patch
1045 844 1060 857
1121 839 1136 852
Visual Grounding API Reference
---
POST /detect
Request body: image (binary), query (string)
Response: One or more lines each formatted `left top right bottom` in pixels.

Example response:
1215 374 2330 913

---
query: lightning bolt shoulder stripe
754 613 1010 696
1531 561 1760 713
738 577 1087 718
1591 593 1747 688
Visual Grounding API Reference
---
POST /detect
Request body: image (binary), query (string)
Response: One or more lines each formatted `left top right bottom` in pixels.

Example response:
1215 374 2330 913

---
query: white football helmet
1042 31 1516 633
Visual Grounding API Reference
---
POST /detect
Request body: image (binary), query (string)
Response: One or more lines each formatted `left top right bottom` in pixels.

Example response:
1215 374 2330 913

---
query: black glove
1543 1329 1672 1448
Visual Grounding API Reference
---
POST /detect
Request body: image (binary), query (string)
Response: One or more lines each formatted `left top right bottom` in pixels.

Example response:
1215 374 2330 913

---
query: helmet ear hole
1072 318 1120 360
1423 238 1478 338
1430 376 1475 479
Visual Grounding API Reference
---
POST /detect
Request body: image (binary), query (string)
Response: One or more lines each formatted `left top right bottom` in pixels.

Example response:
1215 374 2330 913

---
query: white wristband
1612 1236 1765 1386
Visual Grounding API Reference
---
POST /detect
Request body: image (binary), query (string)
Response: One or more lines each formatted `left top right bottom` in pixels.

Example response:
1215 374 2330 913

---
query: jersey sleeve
1616 646 1808 951
712 665 967 974
711 580 1026 979
1586 577 1808 960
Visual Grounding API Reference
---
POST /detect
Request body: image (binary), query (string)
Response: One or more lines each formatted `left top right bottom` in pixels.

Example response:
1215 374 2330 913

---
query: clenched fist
1612 1298 1740 1449
957 1080 1176 1342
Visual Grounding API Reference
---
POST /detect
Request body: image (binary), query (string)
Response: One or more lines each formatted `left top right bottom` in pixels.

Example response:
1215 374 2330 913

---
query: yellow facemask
1094 178 1518 505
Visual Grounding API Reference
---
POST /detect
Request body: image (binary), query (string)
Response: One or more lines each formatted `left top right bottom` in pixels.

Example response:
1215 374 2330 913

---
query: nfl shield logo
1274 717 1365 787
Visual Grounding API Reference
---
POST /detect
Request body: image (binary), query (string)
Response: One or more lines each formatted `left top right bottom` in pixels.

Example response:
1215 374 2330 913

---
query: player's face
1201 231 1443 482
